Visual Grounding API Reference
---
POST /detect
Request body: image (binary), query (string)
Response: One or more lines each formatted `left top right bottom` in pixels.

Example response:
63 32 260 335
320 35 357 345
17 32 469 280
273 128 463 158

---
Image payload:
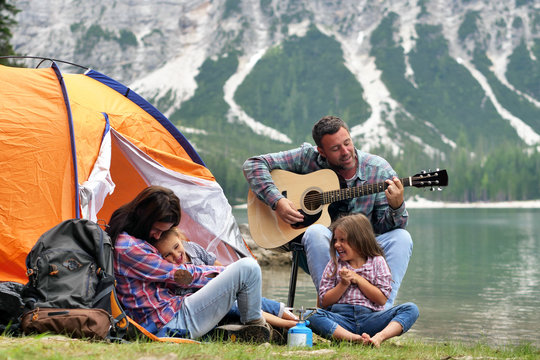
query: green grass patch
1 335 538 360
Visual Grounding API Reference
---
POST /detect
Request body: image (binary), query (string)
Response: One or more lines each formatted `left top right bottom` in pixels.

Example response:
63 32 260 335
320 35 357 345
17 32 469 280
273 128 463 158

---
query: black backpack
0 281 25 334
20 219 129 340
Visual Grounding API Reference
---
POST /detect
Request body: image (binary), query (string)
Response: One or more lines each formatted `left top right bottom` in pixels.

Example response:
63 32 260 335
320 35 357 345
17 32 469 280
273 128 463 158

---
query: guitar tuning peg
430 187 435 191
437 187 443 191
421 170 427 174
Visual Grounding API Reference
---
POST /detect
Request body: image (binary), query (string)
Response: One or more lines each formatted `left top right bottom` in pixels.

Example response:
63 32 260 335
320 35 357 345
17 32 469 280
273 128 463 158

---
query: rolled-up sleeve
243 143 321 209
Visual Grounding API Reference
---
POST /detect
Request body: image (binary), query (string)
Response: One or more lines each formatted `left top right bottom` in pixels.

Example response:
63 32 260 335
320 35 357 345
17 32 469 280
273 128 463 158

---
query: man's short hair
312 116 349 147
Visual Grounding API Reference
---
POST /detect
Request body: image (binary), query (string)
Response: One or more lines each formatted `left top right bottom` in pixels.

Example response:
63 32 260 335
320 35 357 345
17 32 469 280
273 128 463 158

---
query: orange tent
0 62 249 284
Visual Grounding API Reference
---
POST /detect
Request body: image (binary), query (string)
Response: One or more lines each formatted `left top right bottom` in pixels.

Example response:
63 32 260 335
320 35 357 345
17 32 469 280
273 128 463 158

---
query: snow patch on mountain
224 48 292 143
10 0 540 151
460 58 540 145
130 53 204 117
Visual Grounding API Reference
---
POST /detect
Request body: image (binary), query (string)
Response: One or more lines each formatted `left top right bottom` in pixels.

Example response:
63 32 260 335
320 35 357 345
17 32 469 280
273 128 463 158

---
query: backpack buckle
48 264 59 276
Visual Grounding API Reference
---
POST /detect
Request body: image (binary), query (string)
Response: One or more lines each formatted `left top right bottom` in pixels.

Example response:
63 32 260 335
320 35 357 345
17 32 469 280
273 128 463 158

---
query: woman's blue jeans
308 302 419 338
156 257 263 339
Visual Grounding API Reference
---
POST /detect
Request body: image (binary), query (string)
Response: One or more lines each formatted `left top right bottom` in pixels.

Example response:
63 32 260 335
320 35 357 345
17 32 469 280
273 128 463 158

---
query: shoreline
237 196 540 265
405 195 540 208
233 196 540 209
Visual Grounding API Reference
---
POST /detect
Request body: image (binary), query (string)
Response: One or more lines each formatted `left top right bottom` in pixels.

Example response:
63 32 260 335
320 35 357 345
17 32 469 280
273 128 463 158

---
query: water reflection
261 266 317 308
249 208 540 346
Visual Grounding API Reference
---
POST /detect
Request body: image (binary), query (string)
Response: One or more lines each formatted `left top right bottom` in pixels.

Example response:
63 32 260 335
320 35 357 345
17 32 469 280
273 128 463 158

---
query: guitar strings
301 175 439 206
302 181 389 204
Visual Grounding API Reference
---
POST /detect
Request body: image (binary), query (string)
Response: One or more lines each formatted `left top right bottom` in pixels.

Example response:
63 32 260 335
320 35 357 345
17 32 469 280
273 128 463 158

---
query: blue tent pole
51 62 81 218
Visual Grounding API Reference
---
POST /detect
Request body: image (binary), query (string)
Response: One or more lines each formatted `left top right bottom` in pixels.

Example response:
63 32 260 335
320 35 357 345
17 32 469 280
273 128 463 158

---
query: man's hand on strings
275 198 304 224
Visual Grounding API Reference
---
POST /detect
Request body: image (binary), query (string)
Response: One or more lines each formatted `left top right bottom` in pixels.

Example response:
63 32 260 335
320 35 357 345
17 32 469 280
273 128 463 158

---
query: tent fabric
0 63 250 284
84 69 206 168
110 129 247 264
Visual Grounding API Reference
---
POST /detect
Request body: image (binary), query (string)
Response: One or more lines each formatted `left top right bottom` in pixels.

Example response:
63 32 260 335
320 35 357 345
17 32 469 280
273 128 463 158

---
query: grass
1 334 538 360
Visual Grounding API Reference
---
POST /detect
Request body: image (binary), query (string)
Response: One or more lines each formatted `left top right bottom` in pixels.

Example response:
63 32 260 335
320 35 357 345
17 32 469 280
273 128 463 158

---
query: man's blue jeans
307 302 419 338
299 224 413 308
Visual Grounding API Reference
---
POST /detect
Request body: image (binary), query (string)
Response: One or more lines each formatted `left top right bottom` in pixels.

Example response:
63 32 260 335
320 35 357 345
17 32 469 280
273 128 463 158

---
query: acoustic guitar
247 168 448 249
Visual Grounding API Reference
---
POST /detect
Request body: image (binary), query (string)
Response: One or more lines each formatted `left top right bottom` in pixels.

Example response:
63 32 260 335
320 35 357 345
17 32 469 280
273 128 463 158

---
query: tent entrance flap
107 130 250 263
79 124 115 222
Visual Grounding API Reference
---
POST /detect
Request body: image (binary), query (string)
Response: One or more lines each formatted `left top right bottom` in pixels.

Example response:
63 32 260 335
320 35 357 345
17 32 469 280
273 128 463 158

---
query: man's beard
332 151 357 171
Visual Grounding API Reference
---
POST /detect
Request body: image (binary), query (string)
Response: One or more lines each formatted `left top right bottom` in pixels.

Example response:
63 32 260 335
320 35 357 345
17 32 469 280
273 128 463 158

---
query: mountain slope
10 0 540 202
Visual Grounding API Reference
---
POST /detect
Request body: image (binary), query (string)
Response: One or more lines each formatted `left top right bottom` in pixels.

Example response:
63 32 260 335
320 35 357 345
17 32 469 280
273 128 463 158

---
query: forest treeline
204 138 540 205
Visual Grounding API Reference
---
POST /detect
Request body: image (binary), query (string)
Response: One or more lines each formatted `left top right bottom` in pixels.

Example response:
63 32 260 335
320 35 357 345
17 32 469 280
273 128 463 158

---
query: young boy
154 226 223 267
154 227 298 330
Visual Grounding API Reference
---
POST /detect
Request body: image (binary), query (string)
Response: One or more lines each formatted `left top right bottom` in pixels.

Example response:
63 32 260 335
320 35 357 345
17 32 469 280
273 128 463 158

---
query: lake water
233 207 540 346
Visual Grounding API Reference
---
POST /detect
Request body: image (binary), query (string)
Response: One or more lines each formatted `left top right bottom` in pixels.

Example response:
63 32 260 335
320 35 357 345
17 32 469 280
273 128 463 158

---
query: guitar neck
248 168 447 249
320 177 412 205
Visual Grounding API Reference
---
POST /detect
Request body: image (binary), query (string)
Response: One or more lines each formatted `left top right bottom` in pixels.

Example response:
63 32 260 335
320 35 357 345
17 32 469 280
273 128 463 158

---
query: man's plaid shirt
243 142 408 234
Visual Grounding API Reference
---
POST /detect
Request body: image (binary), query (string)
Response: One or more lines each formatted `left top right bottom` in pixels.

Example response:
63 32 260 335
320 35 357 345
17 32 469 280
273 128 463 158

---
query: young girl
154 226 223 267
307 213 419 347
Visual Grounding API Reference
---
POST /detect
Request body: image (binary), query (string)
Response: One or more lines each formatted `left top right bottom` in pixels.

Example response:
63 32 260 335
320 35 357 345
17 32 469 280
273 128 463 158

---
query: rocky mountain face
10 0 540 202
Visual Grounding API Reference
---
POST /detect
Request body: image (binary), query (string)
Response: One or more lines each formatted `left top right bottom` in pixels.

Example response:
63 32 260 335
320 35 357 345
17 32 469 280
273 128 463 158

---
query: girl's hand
339 268 354 286
174 269 193 286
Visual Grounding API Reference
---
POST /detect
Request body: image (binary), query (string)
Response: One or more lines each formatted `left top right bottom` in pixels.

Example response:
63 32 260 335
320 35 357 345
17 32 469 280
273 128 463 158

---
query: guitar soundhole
303 190 322 211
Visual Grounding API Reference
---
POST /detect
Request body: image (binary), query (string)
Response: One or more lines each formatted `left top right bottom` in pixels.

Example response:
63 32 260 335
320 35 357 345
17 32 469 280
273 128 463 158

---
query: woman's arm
115 233 222 287
115 234 180 282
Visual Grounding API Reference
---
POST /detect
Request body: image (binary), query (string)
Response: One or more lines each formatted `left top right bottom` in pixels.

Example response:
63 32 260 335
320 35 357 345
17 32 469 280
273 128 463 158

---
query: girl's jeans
308 302 419 338
156 257 263 339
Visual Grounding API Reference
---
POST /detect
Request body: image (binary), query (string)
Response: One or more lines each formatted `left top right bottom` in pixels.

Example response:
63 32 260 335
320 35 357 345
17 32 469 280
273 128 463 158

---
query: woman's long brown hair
106 185 181 244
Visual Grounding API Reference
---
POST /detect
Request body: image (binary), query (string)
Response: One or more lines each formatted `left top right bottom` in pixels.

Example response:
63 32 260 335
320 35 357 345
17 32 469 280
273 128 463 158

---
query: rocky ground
238 224 292 267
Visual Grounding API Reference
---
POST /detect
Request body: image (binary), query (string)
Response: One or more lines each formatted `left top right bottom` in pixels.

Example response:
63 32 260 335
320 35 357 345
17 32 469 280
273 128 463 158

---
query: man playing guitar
243 115 412 308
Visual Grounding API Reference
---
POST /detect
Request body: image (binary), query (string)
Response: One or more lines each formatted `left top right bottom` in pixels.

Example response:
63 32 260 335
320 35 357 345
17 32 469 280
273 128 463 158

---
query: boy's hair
329 213 384 274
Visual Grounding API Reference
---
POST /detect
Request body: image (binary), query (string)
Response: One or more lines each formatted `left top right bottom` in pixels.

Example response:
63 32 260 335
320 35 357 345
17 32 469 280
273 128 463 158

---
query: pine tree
0 0 19 65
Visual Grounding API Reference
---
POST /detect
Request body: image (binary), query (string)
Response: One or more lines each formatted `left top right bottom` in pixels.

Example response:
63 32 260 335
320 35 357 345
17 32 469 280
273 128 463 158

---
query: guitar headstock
411 169 448 190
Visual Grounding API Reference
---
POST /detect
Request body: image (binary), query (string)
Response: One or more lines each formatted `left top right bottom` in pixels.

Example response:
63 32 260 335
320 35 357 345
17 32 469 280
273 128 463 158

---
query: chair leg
287 243 304 308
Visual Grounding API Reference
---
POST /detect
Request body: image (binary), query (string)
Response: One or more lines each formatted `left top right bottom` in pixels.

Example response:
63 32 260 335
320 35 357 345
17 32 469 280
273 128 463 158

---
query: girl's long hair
329 213 384 275
106 185 181 244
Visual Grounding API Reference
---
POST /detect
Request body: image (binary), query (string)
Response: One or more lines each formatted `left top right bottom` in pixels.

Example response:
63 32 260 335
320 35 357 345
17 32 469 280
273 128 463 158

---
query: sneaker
209 323 271 343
